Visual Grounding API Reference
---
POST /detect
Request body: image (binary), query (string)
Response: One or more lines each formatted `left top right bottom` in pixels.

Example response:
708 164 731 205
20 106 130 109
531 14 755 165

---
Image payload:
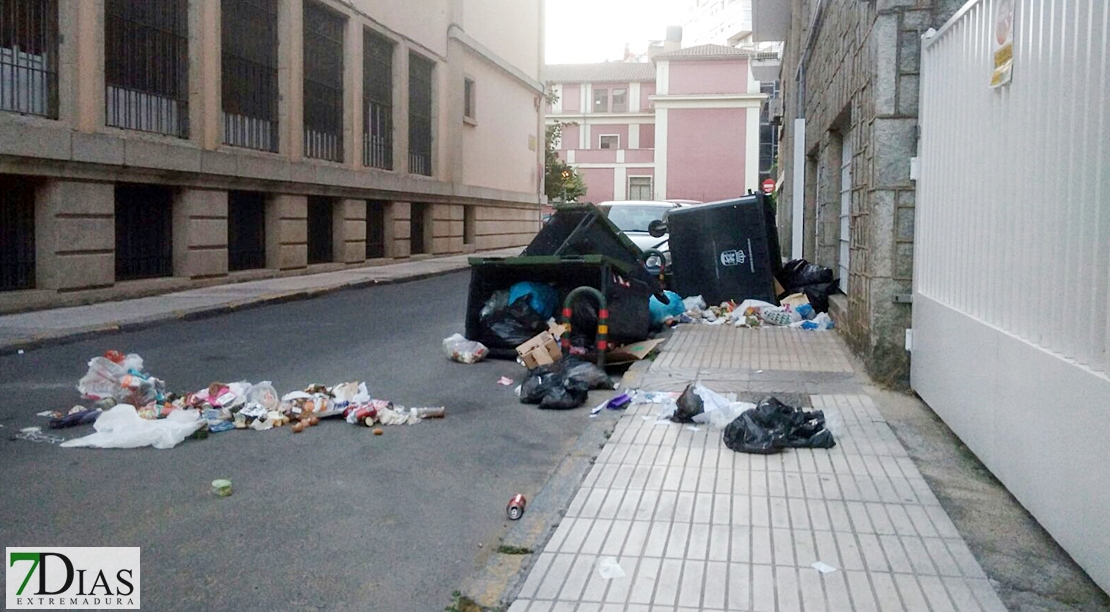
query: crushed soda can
507 494 527 520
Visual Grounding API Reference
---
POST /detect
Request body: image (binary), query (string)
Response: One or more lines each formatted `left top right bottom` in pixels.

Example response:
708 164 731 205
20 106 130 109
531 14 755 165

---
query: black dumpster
466 205 664 359
666 193 782 305
466 255 655 358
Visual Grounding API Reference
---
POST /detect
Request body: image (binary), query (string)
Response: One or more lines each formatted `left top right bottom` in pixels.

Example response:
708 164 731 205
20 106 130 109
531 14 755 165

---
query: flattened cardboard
606 338 666 364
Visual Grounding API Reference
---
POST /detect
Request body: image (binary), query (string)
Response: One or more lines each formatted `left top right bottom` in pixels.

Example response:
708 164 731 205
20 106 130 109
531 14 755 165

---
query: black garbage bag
519 362 565 403
519 357 611 410
671 384 705 423
778 259 835 294
568 297 599 349
480 295 549 348
563 356 613 390
723 397 836 454
803 279 839 314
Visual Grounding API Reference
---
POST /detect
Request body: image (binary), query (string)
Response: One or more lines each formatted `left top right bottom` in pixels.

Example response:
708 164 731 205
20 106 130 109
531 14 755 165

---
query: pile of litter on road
28 350 447 450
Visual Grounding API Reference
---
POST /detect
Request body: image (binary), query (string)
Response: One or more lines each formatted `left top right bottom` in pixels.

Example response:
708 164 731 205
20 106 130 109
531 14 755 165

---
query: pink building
546 44 765 203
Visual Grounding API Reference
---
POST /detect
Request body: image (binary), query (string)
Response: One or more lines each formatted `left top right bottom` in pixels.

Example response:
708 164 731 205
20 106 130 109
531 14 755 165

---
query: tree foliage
544 85 587 203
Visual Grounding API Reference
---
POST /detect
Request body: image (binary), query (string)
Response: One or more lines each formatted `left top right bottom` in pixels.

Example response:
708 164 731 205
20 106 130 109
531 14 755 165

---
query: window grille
222 0 279 152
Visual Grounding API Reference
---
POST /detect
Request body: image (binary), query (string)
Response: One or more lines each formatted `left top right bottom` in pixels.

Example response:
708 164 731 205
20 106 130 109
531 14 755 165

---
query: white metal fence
913 0 1110 594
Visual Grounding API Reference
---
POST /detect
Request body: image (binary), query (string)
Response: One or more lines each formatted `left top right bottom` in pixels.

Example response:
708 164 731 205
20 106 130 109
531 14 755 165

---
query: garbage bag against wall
778 259 835 293
480 295 549 348
722 397 836 454
802 280 839 314
508 282 559 320
649 291 686 326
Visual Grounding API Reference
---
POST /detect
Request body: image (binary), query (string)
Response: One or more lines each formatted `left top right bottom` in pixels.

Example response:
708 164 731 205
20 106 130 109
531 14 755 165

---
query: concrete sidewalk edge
0 261 480 355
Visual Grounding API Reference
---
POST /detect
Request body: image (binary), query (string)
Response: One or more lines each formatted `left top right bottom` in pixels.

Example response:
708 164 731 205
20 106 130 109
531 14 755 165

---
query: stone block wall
778 0 952 387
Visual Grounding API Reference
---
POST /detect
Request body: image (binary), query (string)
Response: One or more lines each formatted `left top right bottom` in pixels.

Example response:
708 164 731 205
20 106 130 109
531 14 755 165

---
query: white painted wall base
912 295 1110 595
791 117 805 260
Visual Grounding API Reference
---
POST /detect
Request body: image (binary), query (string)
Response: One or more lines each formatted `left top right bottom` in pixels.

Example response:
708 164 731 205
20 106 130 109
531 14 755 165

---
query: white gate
913 0 1110 593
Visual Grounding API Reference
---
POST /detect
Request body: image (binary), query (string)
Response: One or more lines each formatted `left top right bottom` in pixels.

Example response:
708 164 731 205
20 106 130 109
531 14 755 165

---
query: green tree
544 85 587 203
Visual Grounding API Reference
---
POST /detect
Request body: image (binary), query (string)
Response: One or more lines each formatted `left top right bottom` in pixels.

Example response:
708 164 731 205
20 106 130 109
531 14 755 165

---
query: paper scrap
653 420 671 426
36 411 57 417
590 400 608 415
20 427 42 433
641 416 652 421
17 349 24 354
685 426 701 432
597 557 626 579
497 376 513 386
514 385 522 397
756 370 764 374
812 561 837 574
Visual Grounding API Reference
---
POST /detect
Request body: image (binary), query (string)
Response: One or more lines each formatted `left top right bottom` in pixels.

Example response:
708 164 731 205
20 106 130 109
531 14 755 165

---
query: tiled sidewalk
508 327 1007 612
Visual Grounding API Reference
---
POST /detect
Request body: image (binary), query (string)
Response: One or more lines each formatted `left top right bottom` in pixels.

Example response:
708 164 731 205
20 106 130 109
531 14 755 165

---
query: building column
35 180 115 291
445 38 466 182
280 0 305 161
389 202 411 258
393 49 410 174
190 0 222 149
432 204 453 254
336 199 366 264
345 19 363 169
70 0 104 132
266 195 308 270
173 189 229 279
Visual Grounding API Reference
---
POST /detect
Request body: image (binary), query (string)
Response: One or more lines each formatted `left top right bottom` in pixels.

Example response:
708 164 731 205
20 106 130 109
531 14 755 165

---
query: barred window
0 0 58 119
363 29 393 170
408 52 433 176
105 0 189 137
303 2 345 162
222 0 279 152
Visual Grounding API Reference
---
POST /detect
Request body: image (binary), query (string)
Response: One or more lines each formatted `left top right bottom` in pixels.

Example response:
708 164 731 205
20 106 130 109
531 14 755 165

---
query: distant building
0 0 545 313
545 43 764 204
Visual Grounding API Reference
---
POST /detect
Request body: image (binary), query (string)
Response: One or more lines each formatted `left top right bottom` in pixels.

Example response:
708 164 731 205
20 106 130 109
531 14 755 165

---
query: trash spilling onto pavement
21 349 448 450
519 357 613 410
443 333 489 364
629 384 837 455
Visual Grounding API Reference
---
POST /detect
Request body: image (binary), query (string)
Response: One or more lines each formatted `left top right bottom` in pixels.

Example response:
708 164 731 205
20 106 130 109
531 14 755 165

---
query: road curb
0 264 473 356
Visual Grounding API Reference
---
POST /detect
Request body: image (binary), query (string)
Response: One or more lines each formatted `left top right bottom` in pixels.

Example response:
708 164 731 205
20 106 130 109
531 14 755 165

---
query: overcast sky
545 0 694 64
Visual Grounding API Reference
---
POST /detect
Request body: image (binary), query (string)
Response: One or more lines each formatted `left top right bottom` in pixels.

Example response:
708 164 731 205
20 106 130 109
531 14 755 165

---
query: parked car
596 200 680 273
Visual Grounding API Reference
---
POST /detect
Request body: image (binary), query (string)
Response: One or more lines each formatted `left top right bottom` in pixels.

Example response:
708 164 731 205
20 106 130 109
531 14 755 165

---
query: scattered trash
776 259 839 313
597 557 626 579
722 397 836 455
506 494 527 520
685 426 701 432
36 411 57 418
443 333 489 364
15 430 65 444
607 393 632 410
61 405 205 450
508 282 558 320
497 376 514 386
812 561 838 574
20 427 41 433
49 407 101 429
649 290 686 326
373 427 384 436
211 479 233 498
590 399 608 415
606 339 665 364
17 349 24 354
479 294 550 349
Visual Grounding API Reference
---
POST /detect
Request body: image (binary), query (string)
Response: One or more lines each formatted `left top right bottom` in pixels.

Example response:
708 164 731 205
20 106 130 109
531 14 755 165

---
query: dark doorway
0 175 36 290
410 203 427 255
307 196 334 264
366 200 386 259
228 191 266 271
115 184 173 281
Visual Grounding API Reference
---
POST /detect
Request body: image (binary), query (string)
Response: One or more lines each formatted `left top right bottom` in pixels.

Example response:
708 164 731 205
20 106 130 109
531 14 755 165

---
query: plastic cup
211 479 233 497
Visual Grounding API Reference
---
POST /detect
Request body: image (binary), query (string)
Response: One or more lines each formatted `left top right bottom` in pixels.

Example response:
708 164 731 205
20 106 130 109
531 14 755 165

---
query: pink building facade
546 45 765 204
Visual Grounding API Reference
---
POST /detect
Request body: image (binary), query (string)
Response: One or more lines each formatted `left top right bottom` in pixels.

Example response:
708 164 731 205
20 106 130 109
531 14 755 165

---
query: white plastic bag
688 384 748 429
246 381 281 411
443 333 489 364
77 357 128 400
682 295 707 313
61 405 204 450
728 299 778 323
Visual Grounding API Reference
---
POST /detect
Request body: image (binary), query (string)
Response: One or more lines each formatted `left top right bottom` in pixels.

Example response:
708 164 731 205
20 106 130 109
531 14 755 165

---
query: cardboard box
606 338 666 365
516 323 566 369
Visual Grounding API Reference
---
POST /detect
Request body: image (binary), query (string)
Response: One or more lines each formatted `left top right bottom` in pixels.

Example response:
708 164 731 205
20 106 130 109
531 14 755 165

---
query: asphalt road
0 272 594 611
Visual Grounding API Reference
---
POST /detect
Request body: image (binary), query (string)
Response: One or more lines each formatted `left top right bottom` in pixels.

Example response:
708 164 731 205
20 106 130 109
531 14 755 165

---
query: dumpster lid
523 204 647 262
666 194 760 217
468 254 636 275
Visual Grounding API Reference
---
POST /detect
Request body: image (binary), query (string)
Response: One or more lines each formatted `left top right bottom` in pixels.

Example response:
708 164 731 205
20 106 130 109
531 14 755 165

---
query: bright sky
545 0 695 64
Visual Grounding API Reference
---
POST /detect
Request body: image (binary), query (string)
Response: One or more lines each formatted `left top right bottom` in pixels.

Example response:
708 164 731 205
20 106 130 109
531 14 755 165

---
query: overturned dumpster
466 204 665 360
664 193 782 305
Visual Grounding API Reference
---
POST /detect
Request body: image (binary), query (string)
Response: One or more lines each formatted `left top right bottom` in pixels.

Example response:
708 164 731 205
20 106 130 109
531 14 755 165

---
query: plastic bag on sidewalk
61 404 205 450
442 333 489 364
723 397 836 454
519 357 609 410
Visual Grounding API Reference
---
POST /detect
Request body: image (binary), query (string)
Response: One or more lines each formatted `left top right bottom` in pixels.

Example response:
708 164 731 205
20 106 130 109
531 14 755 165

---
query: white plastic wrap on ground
60 405 204 450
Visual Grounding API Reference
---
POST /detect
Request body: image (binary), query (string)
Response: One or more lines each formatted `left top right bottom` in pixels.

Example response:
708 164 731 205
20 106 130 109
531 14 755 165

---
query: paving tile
628 556 661 605
846 570 879 612
798 565 827 612
673 491 697 523
643 522 672 557
601 520 632 557
918 574 958 612
869 572 906 612
604 556 639 604
894 573 932 612
752 564 776 611
775 565 802 612
581 520 614 555
535 553 575 599
559 554 599 601
728 562 752 610
518 552 556 599
654 558 684 607
664 521 691 558
686 522 711 560
677 560 705 608
622 521 651 558
772 528 796 566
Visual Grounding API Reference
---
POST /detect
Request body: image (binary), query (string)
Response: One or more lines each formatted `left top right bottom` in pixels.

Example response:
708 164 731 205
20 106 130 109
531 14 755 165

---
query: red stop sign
761 178 775 195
